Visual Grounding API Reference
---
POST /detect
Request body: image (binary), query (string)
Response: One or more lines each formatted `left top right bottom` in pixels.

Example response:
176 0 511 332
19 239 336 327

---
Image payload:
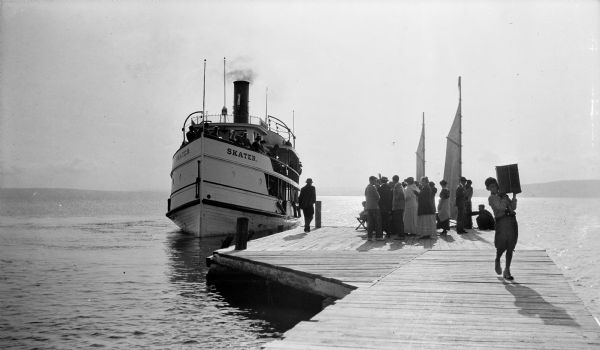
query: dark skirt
494 215 518 251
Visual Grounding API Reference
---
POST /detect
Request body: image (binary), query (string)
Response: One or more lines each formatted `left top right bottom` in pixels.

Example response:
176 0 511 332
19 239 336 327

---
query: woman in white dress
437 180 451 235
403 177 419 236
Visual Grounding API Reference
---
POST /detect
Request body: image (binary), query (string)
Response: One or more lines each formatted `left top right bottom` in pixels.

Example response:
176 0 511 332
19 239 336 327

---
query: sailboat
416 113 425 180
442 76 463 219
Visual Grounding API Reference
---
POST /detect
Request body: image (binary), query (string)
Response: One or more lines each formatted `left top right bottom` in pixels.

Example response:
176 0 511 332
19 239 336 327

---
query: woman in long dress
417 176 436 239
485 177 518 280
403 177 419 236
437 180 451 235
465 179 474 229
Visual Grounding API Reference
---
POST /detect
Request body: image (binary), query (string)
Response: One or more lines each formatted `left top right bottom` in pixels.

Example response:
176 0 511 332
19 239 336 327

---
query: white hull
167 130 301 237
167 200 300 237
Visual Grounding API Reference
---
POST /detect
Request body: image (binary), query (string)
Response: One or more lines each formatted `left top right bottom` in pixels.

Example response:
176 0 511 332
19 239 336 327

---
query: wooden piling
315 201 321 228
234 217 249 250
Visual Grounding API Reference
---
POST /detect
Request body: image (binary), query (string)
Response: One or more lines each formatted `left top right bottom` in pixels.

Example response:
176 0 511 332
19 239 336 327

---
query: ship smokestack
233 80 250 124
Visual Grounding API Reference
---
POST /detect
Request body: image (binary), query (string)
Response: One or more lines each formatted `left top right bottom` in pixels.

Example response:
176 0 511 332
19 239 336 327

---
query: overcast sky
1 0 599 192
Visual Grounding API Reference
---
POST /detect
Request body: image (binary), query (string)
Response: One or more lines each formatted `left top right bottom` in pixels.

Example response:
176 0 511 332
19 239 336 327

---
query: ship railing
182 112 295 147
266 115 296 148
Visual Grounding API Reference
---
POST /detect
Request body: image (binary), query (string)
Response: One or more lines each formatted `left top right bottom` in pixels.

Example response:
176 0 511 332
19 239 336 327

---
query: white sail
416 113 425 180
443 77 462 220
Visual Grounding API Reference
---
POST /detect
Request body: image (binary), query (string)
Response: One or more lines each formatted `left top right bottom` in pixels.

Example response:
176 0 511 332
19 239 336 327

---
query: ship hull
166 199 300 237
167 133 301 237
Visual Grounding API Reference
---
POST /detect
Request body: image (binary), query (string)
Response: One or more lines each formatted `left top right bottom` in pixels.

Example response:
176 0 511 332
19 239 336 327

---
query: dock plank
209 226 599 349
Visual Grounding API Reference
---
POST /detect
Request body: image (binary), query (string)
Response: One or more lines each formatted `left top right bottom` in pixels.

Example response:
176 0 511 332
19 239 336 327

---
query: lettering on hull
226 148 256 161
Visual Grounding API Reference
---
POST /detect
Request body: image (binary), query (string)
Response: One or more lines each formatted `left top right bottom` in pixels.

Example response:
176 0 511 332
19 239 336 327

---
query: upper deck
176 111 302 179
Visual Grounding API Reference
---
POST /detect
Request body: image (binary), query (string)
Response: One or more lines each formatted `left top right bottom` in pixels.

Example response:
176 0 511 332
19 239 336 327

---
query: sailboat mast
422 112 425 176
458 76 462 179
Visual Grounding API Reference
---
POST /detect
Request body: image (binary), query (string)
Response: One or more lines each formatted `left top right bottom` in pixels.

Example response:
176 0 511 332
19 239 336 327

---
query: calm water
1 190 599 349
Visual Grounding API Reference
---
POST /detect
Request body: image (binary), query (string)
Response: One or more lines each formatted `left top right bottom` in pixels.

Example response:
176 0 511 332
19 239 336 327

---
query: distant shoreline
3 179 600 198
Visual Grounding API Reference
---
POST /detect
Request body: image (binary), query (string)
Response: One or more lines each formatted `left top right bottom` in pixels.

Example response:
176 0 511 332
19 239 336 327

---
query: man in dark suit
377 177 393 237
455 176 467 234
298 178 317 232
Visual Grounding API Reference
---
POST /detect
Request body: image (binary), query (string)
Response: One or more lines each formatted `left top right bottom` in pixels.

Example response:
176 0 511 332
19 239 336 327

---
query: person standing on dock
485 177 518 280
437 180 451 235
365 176 383 241
429 181 437 210
403 177 419 236
455 176 468 234
298 178 317 232
465 179 474 229
378 177 393 238
391 175 405 239
417 176 436 239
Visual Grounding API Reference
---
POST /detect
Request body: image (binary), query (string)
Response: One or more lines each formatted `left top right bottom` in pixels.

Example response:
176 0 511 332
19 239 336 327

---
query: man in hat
378 176 393 238
298 178 317 232
455 176 468 234
365 176 382 241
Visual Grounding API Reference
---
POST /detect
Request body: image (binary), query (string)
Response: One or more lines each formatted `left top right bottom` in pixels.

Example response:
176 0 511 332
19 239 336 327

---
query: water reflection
165 231 220 285
165 231 323 340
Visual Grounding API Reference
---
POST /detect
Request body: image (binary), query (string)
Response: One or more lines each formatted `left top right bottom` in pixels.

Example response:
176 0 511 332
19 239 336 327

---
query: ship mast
202 59 206 121
221 57 227 122
199 59 207 236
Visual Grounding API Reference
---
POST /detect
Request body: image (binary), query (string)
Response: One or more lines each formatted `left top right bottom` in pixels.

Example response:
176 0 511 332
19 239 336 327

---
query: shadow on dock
283 232 308 241
502 279 580 327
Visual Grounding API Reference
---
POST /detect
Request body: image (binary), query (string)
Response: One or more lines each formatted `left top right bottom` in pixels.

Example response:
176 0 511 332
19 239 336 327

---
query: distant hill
516 180 600 198
472 180 600 198
0 188 168 201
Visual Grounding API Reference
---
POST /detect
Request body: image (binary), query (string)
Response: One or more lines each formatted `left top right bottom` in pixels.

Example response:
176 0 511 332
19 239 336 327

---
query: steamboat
166 80 302 237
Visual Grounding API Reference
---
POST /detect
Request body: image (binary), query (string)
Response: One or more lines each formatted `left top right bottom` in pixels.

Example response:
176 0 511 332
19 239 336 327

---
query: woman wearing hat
437 180 451 235
402 177 419 236
485 177 518 280
416 176 436 239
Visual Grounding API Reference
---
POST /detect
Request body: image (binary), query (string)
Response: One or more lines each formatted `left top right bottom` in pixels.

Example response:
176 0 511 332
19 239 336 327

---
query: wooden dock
210 226 600 349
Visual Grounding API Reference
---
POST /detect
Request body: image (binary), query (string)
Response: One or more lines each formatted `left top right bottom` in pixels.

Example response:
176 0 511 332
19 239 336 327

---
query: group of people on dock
362 174 518 279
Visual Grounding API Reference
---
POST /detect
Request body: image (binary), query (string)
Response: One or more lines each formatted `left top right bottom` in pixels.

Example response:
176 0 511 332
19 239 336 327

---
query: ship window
264 173 296 201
